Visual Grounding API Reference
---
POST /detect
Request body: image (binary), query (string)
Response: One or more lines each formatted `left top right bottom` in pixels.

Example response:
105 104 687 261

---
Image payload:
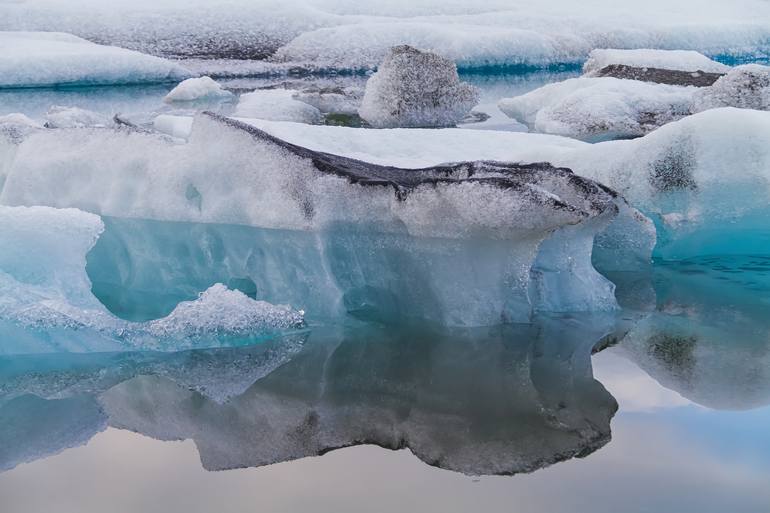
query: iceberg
358 45 479 128
0 205 306 353
562 108 770 260
498 77 695 141
499 61 770 140
164 76 233 103
0 31 192 88
0 115 654 325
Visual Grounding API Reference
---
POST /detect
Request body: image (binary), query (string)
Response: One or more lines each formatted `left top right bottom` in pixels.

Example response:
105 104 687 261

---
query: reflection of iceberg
0 317 621 475
0 394 107 472
102 320 619 475
612 256 770 410
0 334 306 471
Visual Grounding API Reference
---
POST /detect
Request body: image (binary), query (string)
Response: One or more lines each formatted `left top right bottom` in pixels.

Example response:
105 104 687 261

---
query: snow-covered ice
499 61 770 140
0 31 192 88
498 77 695 140
359 45 479 128
164 76 233 102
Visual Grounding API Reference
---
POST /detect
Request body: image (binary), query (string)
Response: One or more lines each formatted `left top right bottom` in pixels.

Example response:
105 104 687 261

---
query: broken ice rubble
0 31 192 88
359 45 479 128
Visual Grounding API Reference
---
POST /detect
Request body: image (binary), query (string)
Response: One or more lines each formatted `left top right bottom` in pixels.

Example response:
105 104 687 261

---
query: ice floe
234 89 323 123
0 31 192 88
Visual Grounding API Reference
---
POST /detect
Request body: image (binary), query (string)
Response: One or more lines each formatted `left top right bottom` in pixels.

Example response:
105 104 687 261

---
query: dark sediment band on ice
593 64 725 87
205 112 616 214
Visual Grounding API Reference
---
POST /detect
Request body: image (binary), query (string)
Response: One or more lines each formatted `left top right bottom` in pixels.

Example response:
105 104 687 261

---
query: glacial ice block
0 32 192 88
359 45 479 128
0 114 652 325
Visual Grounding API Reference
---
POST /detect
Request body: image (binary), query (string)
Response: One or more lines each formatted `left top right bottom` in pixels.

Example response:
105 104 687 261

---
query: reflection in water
0 317 622 476
614 256 770 410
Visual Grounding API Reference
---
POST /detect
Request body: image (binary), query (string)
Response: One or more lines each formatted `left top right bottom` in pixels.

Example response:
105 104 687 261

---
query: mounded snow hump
583 49 730 75
359 45 479 128
0 31 192 88
164 76 233 102
235 89 323 123
0 205 306 353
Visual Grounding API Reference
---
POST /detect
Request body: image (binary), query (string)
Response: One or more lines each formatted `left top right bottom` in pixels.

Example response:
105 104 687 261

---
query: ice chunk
0 205 306 353
293 86 363 116
498 77 696 141
234 89 323 123
44 106 111 129
693 64 770 111
0 31 192 88
147 284 305 339
153 114 194 140
164 76 233 102
358 45 479 128
583 49 730 75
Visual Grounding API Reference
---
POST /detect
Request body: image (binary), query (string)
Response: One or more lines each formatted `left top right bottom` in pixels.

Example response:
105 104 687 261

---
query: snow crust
359 45 479 128
0 31 192 88
164 76 233 102
583 49 730 75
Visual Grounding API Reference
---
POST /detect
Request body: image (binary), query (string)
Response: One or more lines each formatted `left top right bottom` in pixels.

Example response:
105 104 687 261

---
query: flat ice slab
0 31 192 88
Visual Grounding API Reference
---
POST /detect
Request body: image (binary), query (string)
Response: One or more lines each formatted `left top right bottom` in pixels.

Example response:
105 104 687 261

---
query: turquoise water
1 69 770 512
